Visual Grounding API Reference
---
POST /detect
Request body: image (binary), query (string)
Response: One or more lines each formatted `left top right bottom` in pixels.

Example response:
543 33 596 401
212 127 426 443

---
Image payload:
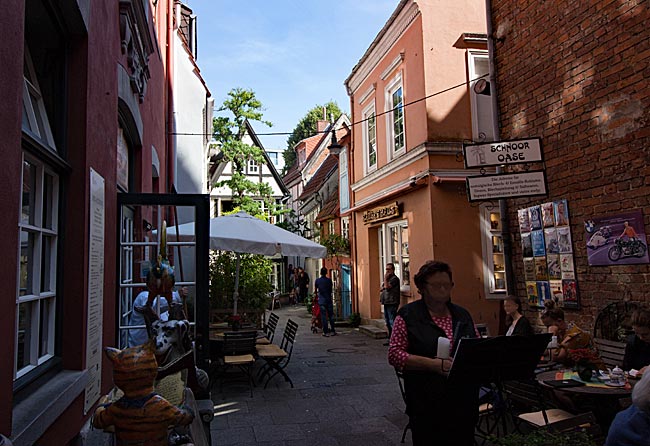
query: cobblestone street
209 305 412 445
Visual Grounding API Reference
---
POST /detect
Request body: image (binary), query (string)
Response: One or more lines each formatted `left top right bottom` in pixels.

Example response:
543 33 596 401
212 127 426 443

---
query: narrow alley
210 305 411 445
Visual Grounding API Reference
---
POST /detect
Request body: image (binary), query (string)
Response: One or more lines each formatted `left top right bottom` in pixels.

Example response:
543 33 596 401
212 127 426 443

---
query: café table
537 369 636 432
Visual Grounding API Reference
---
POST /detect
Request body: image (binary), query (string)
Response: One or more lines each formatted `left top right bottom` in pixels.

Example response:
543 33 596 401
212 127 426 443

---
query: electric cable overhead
168 73 489 137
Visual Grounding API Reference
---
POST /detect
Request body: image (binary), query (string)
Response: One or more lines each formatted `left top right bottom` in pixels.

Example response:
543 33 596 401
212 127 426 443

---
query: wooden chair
214 330 258 397
541 411 602 442
256 312 279 346
394 369 411 443
593 301 638 341
593 337 626 369
502 379 575 430
256 319 298 388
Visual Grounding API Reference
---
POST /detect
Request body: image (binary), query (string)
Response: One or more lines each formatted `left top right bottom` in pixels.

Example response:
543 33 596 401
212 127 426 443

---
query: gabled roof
245 120 289 196
315 186 340 222
298 155 338 201
282 161 301 186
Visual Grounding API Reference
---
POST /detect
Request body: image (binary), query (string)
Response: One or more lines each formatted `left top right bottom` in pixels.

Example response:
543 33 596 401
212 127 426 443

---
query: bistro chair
256 318 298 388
256 312 279 345
394 369 411 443
213 330 257 397
502 379 574 430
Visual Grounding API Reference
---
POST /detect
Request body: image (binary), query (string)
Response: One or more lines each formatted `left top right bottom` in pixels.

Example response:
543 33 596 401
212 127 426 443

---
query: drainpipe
485 0 516 295
166 0 176 192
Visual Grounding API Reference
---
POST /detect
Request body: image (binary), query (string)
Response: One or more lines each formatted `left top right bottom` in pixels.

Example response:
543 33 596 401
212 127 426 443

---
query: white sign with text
466 171 548 202
463 138 543 168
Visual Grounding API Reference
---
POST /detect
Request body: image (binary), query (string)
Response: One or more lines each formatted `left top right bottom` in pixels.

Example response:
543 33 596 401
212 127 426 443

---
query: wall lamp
327 127 343 155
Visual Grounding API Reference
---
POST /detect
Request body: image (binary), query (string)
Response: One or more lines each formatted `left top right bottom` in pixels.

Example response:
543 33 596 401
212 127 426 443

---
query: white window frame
15 153 59 379
362 102 377 173
22 47 57 152
247 159 259 174
378 219 409 290
385 72 405 160
479 204 507 298
468 50 495 142
341 217 350 240
339 147 350 211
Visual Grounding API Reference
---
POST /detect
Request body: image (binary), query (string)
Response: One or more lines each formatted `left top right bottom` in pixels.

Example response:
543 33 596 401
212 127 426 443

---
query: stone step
358 324 388 339
367 318 386 329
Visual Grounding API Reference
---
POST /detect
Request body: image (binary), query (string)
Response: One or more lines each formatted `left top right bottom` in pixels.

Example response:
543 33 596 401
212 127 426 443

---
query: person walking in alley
381 263 400 346
297 267 310 304
314 267 337 337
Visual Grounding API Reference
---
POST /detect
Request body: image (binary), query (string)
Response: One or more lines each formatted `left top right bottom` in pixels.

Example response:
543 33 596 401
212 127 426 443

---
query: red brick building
0 1 184 444
489 0 650 328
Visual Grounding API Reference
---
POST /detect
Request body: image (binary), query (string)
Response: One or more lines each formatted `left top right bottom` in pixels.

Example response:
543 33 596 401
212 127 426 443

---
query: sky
186 0 398 150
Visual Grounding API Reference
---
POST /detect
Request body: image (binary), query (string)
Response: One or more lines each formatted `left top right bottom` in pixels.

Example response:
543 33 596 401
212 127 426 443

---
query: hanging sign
466 171 548 202
463 138 543 168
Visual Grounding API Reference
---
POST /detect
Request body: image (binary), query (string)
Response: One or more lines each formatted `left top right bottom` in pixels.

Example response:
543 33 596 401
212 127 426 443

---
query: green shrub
349 312 361 327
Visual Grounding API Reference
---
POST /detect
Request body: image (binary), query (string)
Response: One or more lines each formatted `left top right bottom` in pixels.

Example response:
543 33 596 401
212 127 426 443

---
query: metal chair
257 312 279 345
214 330 257 397
256 319 298 388
394 369 411 443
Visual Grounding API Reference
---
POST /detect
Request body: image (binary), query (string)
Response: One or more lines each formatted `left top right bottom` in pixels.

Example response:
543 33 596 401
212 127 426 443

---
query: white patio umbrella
167 211 327 314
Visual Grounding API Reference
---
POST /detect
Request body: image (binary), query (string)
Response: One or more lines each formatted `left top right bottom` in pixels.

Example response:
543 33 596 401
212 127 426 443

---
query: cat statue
92 341 194 446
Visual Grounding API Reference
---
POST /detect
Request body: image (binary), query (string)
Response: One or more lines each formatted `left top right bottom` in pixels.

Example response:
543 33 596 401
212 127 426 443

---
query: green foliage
275 209 311 237
282 101 344 174
348 312 361 328
212 88 281 217
489 430 597 446
208 251 273 312
321 232 350 256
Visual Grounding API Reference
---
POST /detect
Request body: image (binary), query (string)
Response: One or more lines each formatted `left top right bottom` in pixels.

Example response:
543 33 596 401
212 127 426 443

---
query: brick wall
491 0 650 329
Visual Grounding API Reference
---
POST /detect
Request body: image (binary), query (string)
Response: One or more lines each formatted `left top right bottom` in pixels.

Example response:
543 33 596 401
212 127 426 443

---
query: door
341 265 351 319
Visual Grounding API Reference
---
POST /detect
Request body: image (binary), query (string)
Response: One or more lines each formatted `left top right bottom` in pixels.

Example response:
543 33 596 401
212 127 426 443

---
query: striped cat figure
92 341 194 446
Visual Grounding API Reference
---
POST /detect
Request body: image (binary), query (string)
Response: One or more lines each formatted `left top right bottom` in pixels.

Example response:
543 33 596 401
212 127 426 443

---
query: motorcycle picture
608 238 647 262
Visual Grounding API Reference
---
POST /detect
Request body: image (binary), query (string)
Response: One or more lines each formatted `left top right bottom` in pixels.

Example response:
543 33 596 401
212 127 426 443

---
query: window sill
11 369 89 446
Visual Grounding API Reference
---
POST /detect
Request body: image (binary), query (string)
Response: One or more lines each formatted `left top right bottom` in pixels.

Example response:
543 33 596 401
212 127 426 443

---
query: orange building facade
344 0 504 334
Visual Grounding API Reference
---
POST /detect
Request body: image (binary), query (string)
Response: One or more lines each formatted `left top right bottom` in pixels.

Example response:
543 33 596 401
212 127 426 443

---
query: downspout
346 86 359 315
485 0 515 294
166 0 176 192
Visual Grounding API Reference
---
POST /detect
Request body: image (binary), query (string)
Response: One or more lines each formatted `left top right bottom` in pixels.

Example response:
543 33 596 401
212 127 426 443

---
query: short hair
541 299 564 322
320 267 328 276
631 308 650 329
413 260 453 291
505 295 523 312
386 263 395 269
632 369 650 411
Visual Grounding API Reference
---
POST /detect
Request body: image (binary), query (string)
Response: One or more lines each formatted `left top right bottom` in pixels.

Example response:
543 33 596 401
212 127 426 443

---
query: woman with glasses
388 260 479 446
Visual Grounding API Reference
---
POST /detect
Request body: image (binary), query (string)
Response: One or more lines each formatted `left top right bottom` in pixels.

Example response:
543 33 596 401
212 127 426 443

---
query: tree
282 101 344 174
212 88 278 218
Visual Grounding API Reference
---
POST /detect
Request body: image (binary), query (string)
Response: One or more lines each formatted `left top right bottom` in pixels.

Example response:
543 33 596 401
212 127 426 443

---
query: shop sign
363 202 400 224
463 138 543 168
466 171 548 202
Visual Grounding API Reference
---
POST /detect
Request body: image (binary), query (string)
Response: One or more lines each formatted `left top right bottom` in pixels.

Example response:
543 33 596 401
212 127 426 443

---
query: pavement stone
209 305 412 445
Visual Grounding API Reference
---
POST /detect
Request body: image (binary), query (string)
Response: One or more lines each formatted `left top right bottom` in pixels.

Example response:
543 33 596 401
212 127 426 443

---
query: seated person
541 300 592 364
503 295 534 336
606 369 650 446
624 307 650 374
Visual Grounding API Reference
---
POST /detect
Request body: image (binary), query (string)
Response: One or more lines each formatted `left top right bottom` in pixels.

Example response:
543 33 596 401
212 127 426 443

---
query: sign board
466 171 548 202
363 202 400 224
463 138 543 168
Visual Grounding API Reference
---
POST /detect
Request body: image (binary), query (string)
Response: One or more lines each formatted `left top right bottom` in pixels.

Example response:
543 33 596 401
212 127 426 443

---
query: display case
482 207 507 296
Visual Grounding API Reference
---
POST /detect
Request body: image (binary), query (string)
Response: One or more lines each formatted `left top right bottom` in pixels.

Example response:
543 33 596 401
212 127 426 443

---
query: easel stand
448 334 551 443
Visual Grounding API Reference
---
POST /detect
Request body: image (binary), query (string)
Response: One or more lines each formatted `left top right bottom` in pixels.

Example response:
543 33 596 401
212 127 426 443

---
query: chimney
316 120 329 133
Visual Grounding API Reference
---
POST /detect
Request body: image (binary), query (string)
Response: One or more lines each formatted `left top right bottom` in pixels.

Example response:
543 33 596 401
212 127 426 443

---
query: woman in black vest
388 260 478 446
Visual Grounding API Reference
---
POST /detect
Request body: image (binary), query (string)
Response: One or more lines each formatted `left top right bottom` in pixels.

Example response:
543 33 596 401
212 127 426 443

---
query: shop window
378 220 410 289
480 205 507 296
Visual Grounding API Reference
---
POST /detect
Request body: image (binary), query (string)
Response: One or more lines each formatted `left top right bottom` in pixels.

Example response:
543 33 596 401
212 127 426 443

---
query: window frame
479 204 507 297
385 72 405 160
378 219 409 291
15 152 60 380
468 50 495 143
247 158 259 174
362 102 377 173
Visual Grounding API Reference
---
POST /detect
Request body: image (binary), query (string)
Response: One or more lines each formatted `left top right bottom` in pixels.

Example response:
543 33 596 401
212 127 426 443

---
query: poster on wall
519 200 579 309
584 209 649 266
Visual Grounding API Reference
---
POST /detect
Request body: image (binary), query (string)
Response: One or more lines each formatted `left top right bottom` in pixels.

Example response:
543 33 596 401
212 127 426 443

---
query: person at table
388 260 479 446
623 307 650 374
606 368 650 446
503 295 534 336
541 299 592 364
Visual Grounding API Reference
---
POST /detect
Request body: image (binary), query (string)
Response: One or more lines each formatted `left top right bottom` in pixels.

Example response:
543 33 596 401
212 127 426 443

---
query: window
378 220 409 288
16 154 59 379
480 205 507 296
268 152 279 167
341 217 350 239
339 147 349 211
362 104 377 171
22 47 56 152
385 73 405 158
328 220 335 235
247 159 259 174
468 50 495 142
